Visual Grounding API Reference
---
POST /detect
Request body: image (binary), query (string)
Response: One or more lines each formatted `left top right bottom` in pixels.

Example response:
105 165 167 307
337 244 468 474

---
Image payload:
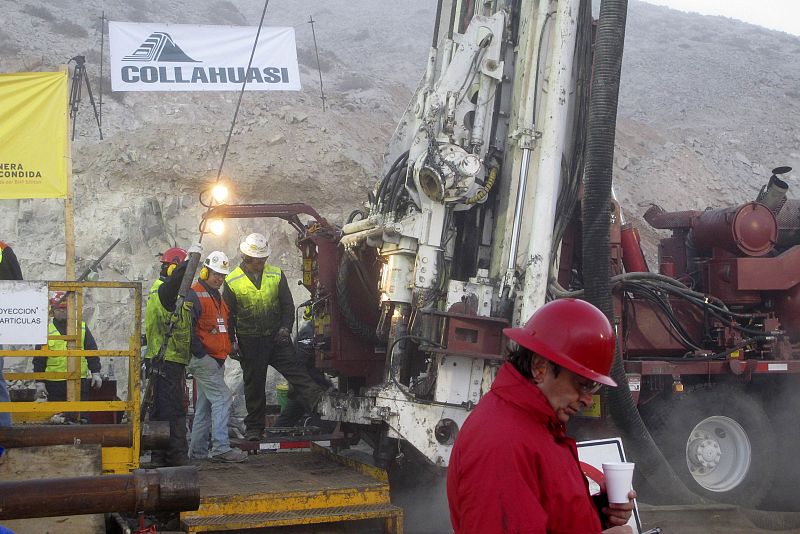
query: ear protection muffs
166 263 177 276
199 266 209 281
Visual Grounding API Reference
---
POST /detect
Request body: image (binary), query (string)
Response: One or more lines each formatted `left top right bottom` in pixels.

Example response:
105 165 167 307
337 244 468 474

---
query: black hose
376 152 405 209
346 209 366 224
622 279 771 337
621 283 703 351
582 0 699 504
550 0 591 281
388 163 410 215
376 153 410 216
335 253 380 344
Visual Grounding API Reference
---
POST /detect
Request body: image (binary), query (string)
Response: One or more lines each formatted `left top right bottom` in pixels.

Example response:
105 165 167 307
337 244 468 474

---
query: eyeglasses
548 362 603 395
576 377 602 395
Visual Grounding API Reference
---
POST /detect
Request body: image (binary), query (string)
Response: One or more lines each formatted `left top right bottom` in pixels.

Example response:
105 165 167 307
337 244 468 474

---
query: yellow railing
0 280 142 473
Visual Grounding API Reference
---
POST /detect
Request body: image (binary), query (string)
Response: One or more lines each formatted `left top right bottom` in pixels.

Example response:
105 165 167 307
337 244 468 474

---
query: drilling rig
205 0 800 510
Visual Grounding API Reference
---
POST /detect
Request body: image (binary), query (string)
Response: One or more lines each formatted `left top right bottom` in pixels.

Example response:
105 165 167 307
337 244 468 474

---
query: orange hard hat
161 247 187 265
503 298 617 386
49 291 68 309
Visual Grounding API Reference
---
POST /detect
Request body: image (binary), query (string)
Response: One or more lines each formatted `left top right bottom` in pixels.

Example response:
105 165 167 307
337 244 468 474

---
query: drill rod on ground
0 421 169 449
0 466 199 520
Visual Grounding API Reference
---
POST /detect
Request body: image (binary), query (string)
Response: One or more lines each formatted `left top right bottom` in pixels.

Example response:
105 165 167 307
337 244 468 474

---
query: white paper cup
602 462 635 504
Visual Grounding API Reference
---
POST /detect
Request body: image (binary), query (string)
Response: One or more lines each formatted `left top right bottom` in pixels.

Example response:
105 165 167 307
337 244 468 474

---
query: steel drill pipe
0 421 170 450
0 467 199 520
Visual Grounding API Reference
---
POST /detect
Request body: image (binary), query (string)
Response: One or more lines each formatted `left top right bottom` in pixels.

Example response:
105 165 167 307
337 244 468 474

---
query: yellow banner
0 71 68 199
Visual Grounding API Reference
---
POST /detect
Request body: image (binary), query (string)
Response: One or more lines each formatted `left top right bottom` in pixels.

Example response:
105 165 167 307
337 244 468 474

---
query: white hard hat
240 233 271 258
204 251 231 275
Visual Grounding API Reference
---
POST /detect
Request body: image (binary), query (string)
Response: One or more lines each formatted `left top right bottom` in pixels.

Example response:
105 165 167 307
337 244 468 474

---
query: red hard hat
49 291 68 309
161 247 187 265
503 298 617 386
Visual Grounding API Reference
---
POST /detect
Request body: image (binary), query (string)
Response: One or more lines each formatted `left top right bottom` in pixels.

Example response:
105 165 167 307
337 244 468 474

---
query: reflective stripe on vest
191 283 231 359
225 264 282 336
0 241 5 265
45 322 89 379
144 280 192 365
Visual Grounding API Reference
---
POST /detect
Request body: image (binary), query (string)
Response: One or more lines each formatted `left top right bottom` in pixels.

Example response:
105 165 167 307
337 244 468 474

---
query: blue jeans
188 356 232 458
0 356 10 427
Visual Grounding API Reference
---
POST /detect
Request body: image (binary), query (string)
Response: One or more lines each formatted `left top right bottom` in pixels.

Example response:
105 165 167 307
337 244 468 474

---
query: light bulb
209 219 225 236
211 183 229 203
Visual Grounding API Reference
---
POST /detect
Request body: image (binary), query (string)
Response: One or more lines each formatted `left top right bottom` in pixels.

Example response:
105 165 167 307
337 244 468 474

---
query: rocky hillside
1 0 799 377
1 0 434 379
615 1 800 257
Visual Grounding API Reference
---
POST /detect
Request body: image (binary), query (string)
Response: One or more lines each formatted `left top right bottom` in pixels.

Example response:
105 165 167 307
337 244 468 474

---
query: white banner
109 21 301 92
0 281 48 345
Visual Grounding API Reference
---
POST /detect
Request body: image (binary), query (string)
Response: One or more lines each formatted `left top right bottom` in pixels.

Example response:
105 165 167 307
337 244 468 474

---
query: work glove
228 341 241 361
90 372 103 389
50 413 67 424
34 381 48 401
274 327 292 348
187 242 203 256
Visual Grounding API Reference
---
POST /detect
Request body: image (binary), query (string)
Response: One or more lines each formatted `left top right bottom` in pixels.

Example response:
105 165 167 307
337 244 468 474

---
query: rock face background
615 3 800 258
1 2 799 389
1 0 435 385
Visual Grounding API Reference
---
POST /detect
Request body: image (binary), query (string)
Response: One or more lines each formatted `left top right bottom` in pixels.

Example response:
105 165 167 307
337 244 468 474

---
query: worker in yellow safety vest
144 247 187 352
33 291 102 402
147 247 188 304
144 244 197 466
223 233 326 441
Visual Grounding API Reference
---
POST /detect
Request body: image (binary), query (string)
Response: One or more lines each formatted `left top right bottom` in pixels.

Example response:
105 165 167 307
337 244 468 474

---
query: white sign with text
109 21 301 92
0 281 48 344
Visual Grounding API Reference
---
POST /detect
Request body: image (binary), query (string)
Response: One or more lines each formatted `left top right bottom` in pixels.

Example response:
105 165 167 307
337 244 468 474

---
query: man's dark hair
508 346 534 378
508 346 560 379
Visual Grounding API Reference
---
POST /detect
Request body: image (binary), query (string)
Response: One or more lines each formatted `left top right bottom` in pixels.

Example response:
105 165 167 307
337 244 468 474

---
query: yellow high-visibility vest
44 322 89 379
225 264 282 336
144 279 192 364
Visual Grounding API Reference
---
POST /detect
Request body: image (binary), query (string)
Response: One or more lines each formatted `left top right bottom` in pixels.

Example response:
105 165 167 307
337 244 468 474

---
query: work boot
210 448 248 463
165 453 191 467
245 428 263 441
146 451 167 468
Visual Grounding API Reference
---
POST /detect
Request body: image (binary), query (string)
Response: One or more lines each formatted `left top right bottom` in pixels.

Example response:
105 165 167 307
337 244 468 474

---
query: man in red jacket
447 299 635 533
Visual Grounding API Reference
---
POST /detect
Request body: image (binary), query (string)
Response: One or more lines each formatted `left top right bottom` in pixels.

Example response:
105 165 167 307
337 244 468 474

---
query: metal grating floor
196 452 384 497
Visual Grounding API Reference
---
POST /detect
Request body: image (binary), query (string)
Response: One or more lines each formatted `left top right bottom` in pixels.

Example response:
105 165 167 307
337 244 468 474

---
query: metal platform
180 444 402 533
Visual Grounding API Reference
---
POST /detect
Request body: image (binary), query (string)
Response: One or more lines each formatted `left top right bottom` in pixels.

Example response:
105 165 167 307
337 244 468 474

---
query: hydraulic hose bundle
374 150 410 216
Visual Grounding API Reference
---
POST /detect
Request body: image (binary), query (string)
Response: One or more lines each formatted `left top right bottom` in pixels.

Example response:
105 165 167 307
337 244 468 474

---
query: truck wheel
643 384 776 508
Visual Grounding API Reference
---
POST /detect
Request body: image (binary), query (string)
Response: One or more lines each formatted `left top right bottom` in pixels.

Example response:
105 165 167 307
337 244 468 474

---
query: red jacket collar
491 362 567 436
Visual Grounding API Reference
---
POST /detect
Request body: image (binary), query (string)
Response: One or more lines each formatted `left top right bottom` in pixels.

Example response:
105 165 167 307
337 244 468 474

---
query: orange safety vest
191 282 232 359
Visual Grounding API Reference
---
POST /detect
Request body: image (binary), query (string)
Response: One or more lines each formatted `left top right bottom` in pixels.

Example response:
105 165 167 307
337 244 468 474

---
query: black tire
641 384 776 508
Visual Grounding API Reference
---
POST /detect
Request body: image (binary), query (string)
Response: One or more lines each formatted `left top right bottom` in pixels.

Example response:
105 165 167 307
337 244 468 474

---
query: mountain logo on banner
123 32 199 62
